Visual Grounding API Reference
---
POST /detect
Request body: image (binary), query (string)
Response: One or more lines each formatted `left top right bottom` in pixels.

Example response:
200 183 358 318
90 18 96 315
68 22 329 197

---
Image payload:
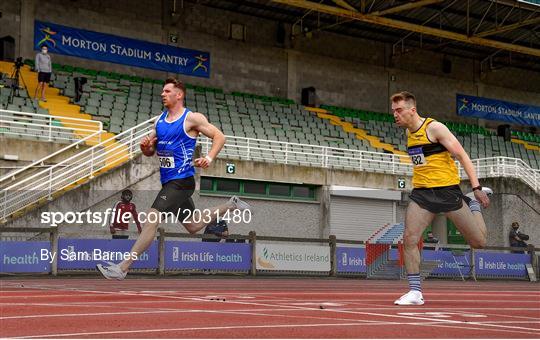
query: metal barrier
0 109 104 187
158 230 253 275
421 244 539 280
3 228 535 281
335 239 366 277
0 227 58 275
0 108 102 145
1 118 153 221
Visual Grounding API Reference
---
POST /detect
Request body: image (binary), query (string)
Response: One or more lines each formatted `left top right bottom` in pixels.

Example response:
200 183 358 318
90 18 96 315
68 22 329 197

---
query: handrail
0 109 103 183
2 121 539 221
0 109 101 130
1 117 154 220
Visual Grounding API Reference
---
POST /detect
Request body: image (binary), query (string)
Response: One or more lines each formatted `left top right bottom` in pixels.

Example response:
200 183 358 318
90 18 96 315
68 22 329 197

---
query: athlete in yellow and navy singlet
407 117 460 189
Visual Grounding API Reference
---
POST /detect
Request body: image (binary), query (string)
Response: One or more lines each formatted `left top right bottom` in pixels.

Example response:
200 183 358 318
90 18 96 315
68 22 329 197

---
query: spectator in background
109 190 142 239
509 222 528 254
34 45 52 102
424 231 439 244
202 219 228 242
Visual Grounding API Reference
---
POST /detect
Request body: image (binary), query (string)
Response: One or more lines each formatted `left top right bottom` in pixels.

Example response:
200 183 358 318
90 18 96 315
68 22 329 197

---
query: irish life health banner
0 241 51 273
457 94 540 127
165 241 251 271
34 21 210 78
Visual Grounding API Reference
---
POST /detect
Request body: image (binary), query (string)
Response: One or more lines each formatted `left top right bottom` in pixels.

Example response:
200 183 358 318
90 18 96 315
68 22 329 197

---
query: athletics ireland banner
256 242 330 271
457 94 540 127
34 21 210 78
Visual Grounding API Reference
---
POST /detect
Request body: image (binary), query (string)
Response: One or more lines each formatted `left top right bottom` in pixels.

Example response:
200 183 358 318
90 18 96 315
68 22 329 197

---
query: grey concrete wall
294 52 389 111
203 158 413 191
0 0 22 59
1 136 90 162
4 150 537 247
3 154 322 239
480 177 540 248
4 153 158 233
31 0 165 79
3 0 538 127
0 136 92 179
197 195 321 239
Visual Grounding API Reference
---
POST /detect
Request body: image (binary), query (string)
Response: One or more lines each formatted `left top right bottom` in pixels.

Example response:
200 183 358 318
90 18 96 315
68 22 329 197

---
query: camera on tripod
14 57 24 69
3 56 33 109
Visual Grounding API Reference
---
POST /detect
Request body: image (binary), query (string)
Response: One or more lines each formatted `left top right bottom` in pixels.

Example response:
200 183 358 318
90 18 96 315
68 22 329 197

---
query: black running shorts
409 185 464 214
38 72 51 83
151 176 196 221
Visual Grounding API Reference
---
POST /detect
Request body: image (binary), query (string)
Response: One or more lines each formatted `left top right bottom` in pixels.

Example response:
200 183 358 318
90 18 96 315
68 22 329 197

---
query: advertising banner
0 241 51 273
34 21 210 78
336 247 366 273
475 251 529 277
423 250 471 276
256 242 330 271
165 241 251 271
57 239 158 269
457 94 540 127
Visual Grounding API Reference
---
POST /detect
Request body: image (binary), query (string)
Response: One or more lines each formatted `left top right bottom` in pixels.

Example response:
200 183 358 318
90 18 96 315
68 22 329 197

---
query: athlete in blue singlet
97 78 251 280
155 107 197 182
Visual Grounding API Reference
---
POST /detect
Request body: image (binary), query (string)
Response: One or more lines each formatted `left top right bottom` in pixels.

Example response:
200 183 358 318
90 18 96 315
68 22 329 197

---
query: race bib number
408 147 427 166
157 151 175 168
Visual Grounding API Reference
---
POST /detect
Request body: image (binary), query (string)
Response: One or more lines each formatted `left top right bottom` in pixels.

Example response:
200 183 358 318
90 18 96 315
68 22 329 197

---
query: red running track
1 277 539 338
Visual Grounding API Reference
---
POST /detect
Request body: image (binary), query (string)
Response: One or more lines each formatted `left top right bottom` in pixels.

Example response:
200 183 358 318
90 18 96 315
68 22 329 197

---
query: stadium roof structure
186 0 540 72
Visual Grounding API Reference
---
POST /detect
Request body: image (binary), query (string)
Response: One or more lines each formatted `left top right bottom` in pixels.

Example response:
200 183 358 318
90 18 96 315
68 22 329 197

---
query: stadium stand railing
13 59 538 175
0 226 537 280
1 117 150 222
2 121 540 221
322 104 540 169
0 109 103 193
0 108 101 145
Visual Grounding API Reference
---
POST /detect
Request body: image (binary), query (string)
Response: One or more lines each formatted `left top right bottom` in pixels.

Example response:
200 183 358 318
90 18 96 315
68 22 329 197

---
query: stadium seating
321 104 540 169
373 223 405 244
8 59 538 169
28 60 383 152
0 74 77 143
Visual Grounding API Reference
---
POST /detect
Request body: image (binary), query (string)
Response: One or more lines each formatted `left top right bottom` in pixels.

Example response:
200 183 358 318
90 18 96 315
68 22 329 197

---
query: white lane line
2 301 539 313
450 309 540 321
8 322 422 338
7 283 540 336
0 294 113 299
12 320 540 339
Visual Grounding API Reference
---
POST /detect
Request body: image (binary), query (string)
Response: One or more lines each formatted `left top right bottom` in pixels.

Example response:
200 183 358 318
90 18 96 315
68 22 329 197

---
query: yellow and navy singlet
407 117 460 188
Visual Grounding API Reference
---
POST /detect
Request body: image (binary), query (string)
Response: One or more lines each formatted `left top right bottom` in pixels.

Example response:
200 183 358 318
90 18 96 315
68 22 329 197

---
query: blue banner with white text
165 241 251 271
336 247 366 273
475 251 529 277
57 239 158 269
423 249 470 276
457 94 540 127
0 241 51 273
423 249 529 277
34 21 210 78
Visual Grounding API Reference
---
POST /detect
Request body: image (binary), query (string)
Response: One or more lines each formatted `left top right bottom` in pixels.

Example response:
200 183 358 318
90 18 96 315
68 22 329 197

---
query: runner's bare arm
141 127 157 146
428 122 489 207
190 112 226 168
